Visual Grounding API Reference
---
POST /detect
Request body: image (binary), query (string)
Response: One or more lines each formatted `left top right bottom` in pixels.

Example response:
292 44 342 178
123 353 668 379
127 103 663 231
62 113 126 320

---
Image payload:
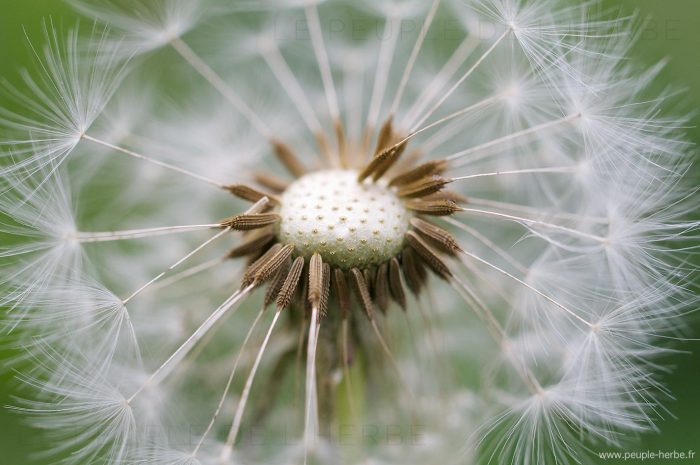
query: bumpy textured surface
278 170 411 269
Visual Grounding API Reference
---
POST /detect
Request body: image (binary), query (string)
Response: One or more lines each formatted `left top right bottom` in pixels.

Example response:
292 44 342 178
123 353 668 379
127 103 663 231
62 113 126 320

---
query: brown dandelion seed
373 117 394 156
389 159 448 187
226 232 276 259
388 257 407 310
333 268 351 320
250 244 295 286
319 263 331 315
308 253 324 308
350 268 374 320
220 213 281 231
410 217 462 255
357 140 407 182
374 262 390 313
401 247 426 295
405 199 462 216
276 256 305 310
271 139 306 177
225 183 280 205
242 244 282 287
264 257 292 307
253 172 290 193
397 175 453 199
405 231 452 280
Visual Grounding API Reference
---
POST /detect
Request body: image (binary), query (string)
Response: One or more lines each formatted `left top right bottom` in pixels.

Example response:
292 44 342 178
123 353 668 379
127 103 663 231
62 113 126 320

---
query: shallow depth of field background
0 1 698 464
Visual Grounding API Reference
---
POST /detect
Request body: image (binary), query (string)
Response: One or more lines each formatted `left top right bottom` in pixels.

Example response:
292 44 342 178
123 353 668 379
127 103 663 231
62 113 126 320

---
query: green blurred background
0 1 697 464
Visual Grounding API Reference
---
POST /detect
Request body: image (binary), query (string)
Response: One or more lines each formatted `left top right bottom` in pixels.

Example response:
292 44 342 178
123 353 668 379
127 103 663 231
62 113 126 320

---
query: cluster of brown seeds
216 118 465 323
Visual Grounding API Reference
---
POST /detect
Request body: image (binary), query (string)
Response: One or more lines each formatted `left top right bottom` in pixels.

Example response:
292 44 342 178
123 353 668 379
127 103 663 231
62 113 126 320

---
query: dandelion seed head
0 0 697 464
